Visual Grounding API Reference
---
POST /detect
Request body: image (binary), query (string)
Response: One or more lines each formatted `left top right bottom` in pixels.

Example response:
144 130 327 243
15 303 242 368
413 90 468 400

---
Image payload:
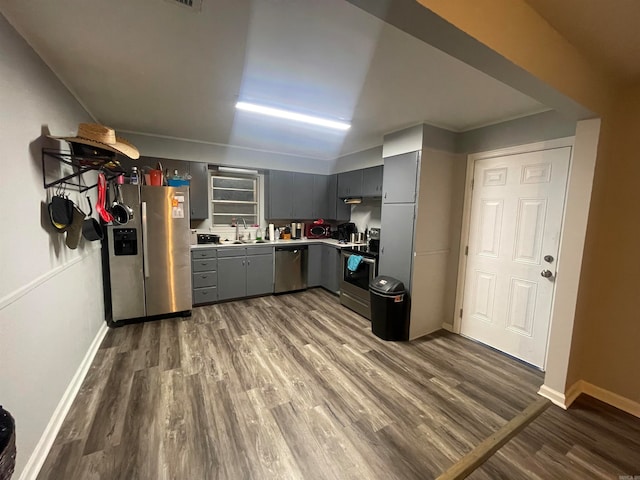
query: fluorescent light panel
236 101 350 131
217 166 259 175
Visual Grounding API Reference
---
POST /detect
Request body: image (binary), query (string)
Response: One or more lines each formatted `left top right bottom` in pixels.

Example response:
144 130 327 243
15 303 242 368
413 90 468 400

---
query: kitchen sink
218 239 268 246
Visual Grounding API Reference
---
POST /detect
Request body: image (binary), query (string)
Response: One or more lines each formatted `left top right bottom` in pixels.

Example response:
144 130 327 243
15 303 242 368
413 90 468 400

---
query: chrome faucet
236 217 248 241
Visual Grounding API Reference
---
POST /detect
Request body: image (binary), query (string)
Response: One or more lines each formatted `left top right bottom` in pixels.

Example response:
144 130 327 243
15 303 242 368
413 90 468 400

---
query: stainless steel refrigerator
104 184 192 322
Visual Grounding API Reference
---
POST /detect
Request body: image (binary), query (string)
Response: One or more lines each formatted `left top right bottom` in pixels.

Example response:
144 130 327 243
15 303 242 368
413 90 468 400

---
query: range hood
343 198 362 204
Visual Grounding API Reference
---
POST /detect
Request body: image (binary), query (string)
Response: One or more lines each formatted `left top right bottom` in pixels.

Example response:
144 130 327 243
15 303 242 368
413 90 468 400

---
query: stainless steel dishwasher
274 245 308 293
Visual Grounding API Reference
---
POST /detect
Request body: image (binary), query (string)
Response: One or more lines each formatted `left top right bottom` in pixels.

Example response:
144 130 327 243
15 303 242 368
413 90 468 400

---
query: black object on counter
369 276 408 341
197 234 220 244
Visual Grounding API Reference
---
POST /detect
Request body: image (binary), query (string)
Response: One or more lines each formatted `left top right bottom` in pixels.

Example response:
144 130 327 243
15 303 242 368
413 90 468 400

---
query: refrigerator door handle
142 201 150 278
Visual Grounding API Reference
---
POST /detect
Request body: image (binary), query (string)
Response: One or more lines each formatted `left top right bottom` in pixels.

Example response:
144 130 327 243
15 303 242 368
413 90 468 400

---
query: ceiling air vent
164 0 203 12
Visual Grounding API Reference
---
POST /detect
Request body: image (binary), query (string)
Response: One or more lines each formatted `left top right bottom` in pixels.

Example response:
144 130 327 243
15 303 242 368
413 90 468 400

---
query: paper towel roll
268 223 275 241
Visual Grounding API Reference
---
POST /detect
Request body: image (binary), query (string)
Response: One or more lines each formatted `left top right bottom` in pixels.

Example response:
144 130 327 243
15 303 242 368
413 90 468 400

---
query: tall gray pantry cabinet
378 151 420 291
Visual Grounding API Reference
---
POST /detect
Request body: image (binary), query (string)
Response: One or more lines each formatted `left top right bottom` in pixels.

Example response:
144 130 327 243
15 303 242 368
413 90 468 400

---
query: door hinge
459 308 463 318
464 246 468 256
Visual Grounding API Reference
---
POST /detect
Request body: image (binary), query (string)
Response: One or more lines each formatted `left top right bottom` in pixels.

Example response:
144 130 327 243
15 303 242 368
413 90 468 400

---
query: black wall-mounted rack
42 148 124 192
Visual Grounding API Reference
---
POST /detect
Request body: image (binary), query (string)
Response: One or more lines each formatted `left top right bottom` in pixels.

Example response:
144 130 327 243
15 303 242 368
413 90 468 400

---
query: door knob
544 255 554 263
540 269 553 278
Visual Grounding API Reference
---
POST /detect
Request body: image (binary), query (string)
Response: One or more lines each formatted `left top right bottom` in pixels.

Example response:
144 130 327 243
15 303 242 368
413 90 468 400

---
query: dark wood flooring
35 288 639 479
468 394 640 480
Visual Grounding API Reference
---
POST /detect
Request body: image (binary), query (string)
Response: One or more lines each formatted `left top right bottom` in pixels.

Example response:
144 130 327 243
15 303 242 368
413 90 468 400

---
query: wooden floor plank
37 288 640 480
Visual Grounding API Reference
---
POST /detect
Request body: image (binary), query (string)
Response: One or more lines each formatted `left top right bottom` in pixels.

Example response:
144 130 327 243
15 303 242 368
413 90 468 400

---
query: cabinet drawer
191 248 217 260
246 246 273 256
193 287 217 305
217 247 246 258
192 259 217 272
193 272 217 288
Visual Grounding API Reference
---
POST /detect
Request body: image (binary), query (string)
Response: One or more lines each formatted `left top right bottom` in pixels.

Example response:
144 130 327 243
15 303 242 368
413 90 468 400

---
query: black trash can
0 406 16 480
369 276 409 341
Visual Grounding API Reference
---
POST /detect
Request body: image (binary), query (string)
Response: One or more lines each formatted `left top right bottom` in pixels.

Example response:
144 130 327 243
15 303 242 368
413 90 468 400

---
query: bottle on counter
130 166 139 185
256 227 263 241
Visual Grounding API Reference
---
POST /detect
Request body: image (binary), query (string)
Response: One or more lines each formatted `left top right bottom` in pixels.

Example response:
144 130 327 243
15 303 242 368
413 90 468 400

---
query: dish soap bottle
256 227 263 241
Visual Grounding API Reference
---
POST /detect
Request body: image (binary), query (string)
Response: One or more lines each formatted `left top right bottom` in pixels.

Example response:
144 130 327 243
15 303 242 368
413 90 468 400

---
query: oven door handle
342 251 376 265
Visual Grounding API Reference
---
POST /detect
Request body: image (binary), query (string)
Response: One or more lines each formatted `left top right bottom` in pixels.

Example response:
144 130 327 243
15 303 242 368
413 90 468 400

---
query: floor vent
164 0 203 12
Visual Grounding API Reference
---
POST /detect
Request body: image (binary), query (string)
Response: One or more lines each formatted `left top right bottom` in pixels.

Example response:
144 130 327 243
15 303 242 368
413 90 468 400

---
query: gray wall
457 110 577 154
0 14 105 477
333 111 577 171
123 132 334 175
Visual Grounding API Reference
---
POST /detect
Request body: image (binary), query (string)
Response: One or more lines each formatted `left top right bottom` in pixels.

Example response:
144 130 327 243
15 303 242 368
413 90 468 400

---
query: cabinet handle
242 260 245 266
247 260 251 265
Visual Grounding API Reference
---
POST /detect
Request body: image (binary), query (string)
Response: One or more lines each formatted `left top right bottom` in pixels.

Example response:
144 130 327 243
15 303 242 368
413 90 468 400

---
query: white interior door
461 147 571 368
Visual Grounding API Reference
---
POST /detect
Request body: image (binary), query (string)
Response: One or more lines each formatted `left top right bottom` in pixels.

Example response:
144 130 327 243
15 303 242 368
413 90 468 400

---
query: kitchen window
211 172 259 226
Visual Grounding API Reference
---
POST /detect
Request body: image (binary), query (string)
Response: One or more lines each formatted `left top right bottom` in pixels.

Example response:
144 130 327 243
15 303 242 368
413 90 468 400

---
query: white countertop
191 238 364 249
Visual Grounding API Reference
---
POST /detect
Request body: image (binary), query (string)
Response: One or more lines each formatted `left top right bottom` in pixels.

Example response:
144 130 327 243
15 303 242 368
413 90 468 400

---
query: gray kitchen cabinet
191 248 218 305
217 256 246 301
362 166 383 197
378 203 415 290
217 247 274 300
267 171 317 220
266 170 294 219
188 162 209 220
312 175 330 219
330 174 350 221
382 151 420 204
307 244 323 287
338 170 363 198
321 245 341 293
246 253 274 296
292 173 314 219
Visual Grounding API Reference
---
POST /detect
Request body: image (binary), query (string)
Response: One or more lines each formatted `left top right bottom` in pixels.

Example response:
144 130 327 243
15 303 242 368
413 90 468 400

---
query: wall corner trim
539 381 640 419
18 321 109 480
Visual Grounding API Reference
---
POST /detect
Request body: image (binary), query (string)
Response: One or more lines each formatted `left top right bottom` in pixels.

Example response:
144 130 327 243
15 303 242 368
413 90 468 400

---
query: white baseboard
18 322 109 480
537 384 569 409
580 381 640 418
539 380 640 418
441 322 454 332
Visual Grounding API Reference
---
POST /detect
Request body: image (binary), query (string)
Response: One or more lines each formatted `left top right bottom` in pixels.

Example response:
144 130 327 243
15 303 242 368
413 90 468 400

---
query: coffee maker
334 222 357 242
291 222 303 239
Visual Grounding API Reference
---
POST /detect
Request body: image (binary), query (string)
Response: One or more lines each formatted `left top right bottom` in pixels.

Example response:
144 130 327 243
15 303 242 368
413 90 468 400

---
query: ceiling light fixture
236 101 351 131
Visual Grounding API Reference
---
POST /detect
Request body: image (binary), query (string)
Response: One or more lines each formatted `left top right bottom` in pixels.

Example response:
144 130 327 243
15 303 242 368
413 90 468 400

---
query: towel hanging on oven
347 255 363 272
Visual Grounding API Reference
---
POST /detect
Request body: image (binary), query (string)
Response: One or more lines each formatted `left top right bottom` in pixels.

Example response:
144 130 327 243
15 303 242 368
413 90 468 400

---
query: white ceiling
1 0 549 160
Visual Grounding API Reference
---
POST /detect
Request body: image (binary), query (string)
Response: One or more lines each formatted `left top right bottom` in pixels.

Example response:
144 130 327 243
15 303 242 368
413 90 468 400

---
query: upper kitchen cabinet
337 170 363 198
266 171 314 220
312 174 331 219
331 174 351 221
188 162 209 220
362 166 383 197
266 170 294 219
291 173 314 219
382 151 420 204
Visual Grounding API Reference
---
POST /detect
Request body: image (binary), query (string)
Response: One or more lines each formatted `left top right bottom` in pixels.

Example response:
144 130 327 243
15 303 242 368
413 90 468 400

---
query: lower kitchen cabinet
307 244 323 287
304 244 341 293
191 248 218 305
246 253 274 296
218 256 246 301
217 247 274 301
321 245 341 293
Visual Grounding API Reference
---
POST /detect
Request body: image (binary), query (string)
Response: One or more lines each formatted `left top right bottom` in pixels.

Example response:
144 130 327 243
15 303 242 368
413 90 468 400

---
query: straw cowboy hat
49 123 140 159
